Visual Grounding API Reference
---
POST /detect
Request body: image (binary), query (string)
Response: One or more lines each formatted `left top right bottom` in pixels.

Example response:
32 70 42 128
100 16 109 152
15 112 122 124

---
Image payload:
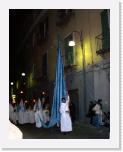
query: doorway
68 89 79 121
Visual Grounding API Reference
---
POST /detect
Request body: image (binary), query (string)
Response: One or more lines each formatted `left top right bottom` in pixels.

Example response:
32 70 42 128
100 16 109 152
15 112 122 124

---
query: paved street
16 122 110 139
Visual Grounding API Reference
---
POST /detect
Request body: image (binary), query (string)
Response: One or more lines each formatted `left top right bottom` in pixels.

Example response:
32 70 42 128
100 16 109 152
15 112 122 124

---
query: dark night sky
9 9 33 82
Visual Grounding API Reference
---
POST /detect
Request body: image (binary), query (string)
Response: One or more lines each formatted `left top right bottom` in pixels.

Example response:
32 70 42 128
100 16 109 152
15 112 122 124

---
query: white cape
28 110 35 124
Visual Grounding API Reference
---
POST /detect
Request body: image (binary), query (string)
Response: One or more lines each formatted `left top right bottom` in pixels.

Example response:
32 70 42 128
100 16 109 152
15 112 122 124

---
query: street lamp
21 73 25 76
20 91 23 94
42 91 45 95
10 82 14 85
68 30 87 116
10 82 14 98
68 40 75 46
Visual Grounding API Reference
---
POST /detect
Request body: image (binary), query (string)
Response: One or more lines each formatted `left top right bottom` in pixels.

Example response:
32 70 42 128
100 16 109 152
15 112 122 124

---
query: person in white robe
24 109 29 124
43 104 50 124
23 101 29 124
16 103 20 123
28 105 35 124
18 99 25 124
59 96 72 134
9 102 14 122
34 98 44 128
12 104 18 124
9 101 18 124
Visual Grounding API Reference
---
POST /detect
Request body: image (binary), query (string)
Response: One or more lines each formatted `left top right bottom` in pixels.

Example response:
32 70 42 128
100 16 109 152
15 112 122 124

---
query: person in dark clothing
87 101 96 124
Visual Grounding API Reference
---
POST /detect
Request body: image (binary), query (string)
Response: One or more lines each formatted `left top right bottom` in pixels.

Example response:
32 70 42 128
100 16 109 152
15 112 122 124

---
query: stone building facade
16 9 110 121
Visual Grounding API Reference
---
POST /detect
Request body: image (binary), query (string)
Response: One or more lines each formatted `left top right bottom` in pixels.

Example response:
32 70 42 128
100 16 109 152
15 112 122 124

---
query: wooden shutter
101 10 110 50
64 34 74 66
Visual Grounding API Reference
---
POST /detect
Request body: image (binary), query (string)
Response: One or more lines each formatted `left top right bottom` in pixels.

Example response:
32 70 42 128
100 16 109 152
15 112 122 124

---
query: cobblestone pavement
16 122 110 139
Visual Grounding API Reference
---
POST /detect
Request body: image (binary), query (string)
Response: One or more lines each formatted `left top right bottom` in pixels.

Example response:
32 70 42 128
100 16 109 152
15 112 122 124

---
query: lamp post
69 30 87 117
21 72 26 99
10 82 14 98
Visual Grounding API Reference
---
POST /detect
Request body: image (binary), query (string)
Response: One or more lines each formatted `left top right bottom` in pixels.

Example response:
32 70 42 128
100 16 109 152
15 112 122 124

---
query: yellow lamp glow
12 94 16 99
12 95 16 103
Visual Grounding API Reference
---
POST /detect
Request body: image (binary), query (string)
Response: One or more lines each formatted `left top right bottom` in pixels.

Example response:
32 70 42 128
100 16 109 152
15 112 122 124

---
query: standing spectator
92 102 103 127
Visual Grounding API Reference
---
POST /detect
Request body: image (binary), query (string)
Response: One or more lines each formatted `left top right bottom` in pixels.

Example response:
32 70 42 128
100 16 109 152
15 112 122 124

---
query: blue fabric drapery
39 43 67 128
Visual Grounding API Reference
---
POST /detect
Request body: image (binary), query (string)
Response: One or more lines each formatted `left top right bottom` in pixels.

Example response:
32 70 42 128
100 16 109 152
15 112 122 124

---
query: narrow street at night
16 122 109 139
0 0 121 149
9 9 110 140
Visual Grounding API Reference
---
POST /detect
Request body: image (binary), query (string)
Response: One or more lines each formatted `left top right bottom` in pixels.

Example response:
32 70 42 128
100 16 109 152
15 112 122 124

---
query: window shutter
101 10 110 50
64 34 74 66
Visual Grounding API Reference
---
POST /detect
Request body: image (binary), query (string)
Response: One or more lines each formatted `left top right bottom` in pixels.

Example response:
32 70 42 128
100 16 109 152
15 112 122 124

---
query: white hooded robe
60 96 72 132
18 100 25 124
34 98 44 128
